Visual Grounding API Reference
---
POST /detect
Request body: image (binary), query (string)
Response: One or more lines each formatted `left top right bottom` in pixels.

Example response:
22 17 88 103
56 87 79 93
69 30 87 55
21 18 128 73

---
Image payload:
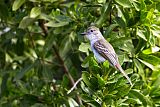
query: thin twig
67 77 83 94
52 44 82 105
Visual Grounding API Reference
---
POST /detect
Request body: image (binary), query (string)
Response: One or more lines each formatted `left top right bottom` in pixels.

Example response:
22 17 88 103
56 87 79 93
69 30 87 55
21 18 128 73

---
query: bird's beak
80 32 87 35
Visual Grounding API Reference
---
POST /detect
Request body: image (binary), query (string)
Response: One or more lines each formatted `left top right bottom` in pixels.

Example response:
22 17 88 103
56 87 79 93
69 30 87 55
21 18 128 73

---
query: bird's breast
91 45 106 63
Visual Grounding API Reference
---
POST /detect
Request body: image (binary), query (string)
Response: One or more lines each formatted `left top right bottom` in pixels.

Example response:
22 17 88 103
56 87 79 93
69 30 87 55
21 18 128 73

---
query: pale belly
91 46 106 63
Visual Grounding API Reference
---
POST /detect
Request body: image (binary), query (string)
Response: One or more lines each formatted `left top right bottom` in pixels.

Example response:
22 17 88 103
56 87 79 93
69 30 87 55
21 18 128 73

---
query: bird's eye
90 30 93 32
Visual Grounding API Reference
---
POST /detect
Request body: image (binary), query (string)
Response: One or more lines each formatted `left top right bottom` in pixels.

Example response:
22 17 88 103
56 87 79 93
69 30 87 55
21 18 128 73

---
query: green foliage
0 0 160 106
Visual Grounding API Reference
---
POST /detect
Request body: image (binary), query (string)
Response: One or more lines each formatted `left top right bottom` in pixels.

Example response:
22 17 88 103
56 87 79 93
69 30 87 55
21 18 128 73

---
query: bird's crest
87 26 99 31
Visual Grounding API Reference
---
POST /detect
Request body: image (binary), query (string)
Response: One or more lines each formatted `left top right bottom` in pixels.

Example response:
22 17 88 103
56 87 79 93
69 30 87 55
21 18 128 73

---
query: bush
0 0 160 106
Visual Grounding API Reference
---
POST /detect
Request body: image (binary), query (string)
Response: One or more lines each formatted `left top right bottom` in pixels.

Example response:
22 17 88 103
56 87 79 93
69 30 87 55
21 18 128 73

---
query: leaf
41 64 53 82
80 94 94 102
81 95 101 107
115 0 132 8
29 0 41 2
138 58 159 71
117 85 130 96
19 16 35 29
146 8 154 21
0 49 5 68
42 33 55 56
104 24 119 37
142 47 152 54
79 42 90 55
139 54 160 66
87 101 101 107
68 98 79 107
150 74 160 96
97 0 106 3
13 60 38 81
103 60 109 68
59 35 72 58
30 7 41 18
0 3 8 20
118 54 125 65
45 21 69 27
112 37 134 54
115 17 126 28
132 1 140 11
61 75 70 88
12 0 25 11
125 69 133 75
129 89 147 106
133 59 146 82
0 73 9 97
89 58 101 75
137 29 147 41
82 71 93 89
96 1 112 27
81 55 92 68
97 75 105 88
89 57 99 67
142 46 160 54
151 29 160 38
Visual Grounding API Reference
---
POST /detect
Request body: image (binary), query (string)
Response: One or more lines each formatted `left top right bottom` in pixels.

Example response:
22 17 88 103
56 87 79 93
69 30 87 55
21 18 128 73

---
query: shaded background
1 0 160 106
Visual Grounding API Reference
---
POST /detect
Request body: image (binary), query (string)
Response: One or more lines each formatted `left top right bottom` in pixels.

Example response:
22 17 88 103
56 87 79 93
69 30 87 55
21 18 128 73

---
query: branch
38 19 48 37
52 43 82 105
52 45 75 86
38 20 82 105
67 77 82 94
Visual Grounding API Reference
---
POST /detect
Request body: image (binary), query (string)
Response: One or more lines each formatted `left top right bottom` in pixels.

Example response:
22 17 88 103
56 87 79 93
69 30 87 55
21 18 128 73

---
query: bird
81 26 133 86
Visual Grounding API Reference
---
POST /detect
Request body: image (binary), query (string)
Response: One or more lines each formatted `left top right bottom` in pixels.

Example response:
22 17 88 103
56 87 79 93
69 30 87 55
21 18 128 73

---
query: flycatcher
81 26 132 85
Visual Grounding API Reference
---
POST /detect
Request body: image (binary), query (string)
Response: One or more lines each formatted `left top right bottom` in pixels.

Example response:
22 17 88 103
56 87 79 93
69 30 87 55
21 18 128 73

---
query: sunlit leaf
29 0 41 2
103 60 109 68
68 98 79 107
45 21 69 27
30 7 41 18
129 89 147 106
138 58 159 71
97 0 106 3
19 16 35 29
87 101 101 107
97 74 105 88
2 0 160 106
115 0 132 8
137 29 147 41
142 46 160 54
79 42 90 55
139 54 160 66
12 0 25 11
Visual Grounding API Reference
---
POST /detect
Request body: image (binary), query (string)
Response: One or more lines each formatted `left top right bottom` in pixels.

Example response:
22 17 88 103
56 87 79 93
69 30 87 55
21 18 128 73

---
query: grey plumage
82 26 133 85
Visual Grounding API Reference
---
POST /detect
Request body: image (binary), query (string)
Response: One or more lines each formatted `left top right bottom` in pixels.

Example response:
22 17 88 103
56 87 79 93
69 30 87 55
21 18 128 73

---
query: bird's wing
93 39 118 66
93 40 132 85
93 39 133 85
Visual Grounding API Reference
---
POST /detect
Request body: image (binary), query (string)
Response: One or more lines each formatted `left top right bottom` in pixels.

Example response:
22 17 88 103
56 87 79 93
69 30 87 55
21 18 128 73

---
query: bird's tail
115 64 133 86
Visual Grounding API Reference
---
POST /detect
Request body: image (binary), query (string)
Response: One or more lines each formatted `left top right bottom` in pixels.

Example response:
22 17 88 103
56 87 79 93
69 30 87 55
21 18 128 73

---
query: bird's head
81 26 103 41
